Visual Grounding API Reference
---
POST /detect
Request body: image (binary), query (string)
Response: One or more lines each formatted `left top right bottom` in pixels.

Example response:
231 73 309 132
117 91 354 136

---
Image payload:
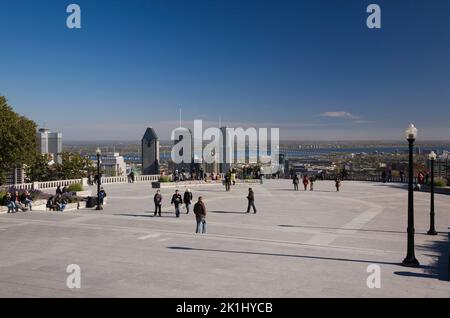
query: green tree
0 96 37 184
25 153 55 182
53 152 93 180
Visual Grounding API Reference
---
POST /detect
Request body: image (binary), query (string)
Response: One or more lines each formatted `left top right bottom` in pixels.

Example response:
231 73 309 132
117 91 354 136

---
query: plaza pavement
0 180 449 297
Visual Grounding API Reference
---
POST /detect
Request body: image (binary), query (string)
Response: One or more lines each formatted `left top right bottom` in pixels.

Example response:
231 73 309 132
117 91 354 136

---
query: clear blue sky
1 0 449 141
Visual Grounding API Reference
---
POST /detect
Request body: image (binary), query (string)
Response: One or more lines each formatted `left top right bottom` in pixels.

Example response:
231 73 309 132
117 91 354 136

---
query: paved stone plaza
0 180 449 297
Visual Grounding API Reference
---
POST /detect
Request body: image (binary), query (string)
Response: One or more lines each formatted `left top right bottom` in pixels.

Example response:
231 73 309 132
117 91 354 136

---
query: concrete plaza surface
0 180 449 297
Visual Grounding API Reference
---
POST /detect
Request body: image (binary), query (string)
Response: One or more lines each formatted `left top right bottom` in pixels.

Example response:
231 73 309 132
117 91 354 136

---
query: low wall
3 175 160 191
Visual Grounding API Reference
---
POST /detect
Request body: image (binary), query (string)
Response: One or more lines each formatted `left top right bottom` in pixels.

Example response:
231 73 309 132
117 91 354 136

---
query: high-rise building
219 126 231 173
141 127 160 175
101 152 127 177
36 128 62 164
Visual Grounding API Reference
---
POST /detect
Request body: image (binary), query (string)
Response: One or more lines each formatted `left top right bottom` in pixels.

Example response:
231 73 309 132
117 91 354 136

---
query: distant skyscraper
219 126 231 173
141 127 160 175
36 128 62 164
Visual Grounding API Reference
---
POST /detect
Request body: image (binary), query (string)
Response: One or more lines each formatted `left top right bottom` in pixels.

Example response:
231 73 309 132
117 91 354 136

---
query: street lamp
402 124 420 267
96 147 103 210
427 151 438 235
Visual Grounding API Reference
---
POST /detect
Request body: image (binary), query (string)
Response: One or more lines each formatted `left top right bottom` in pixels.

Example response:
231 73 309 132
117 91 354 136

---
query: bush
433 178 447 187
159 175 171 183
0 191 6 204
67 183 84 192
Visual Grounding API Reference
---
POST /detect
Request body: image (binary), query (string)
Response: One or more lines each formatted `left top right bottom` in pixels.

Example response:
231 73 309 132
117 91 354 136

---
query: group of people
292 174 342 192
46 194 68 212
152 187 258 233
55 185 70 195
4 190 33 213
153 188 206 233
223 170 237 191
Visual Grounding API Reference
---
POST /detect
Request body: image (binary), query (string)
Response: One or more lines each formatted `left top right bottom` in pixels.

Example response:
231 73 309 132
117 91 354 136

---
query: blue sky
1 0 449 140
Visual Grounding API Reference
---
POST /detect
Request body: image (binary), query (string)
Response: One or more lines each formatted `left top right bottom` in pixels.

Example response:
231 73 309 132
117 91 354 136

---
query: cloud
320 111 360 120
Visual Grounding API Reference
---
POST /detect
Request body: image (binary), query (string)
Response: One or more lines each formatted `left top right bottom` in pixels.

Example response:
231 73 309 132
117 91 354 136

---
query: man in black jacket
171 189 183 218
183 188 193 214
246 188 257 214
153 190 162 217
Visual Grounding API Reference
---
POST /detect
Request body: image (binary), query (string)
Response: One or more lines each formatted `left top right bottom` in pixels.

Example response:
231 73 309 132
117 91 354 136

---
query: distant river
118 146 449 162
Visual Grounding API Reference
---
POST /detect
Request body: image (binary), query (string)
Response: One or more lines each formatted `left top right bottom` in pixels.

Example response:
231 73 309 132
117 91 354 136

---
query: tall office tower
219 126 231 173
141 127 160 175
36 128 62 164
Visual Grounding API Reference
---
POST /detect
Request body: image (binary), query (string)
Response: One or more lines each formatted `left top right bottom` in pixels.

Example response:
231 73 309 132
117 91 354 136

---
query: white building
36 128 62 164
101 152 126 177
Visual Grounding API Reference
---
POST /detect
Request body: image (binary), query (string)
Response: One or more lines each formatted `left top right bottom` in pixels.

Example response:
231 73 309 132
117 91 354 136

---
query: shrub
0 191 6 204
67 183 84 192
159 175 171 183
433 178 447 187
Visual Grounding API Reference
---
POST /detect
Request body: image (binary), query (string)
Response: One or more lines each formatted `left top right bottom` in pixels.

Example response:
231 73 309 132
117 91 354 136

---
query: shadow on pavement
209 210 247 214
114 212 176 218
167 246 432 269
278 224 407 235
413 231 450 281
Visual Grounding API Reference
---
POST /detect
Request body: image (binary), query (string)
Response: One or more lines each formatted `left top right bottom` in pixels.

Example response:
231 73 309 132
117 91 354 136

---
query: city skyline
1 0 449 140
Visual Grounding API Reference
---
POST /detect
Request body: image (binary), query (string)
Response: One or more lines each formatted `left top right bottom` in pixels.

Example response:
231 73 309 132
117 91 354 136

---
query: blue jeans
196 217 206 233
175 206 180 217
58 203 66 212
7 202 17 213
247 201 256 213
24 199 33 210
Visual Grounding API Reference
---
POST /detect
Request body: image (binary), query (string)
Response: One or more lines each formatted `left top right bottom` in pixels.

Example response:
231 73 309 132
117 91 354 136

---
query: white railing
3 175 161 190
9 183 34 191
136 175 160 181
37 179 83 189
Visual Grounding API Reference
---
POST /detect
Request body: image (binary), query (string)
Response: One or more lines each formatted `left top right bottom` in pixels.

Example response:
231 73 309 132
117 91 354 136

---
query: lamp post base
402 256 420 267
427 229 438 235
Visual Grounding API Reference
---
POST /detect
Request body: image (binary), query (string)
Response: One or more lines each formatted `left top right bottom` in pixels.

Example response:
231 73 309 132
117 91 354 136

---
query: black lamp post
402 124 420 267
96 147 103 210
427 151 437 235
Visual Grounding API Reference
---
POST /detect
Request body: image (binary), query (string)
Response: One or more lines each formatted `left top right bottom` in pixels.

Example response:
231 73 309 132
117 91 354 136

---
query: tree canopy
0 96 37 184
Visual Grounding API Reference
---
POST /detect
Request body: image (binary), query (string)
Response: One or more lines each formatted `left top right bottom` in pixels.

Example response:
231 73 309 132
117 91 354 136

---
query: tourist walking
224 173 231 191
246 188 257 213
193 196 207 234
171 189 183 218
99 187 107 206
231 169 236 185
310 175 315 191
153 190 162 217
302 175 309 191
183 188 193 214
293 174 299 191
335 178 341 192
56 185 63 195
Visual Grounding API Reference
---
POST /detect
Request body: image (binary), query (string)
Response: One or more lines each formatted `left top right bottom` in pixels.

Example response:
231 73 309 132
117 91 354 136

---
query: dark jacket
183 191 192 204
154 193 162 205
4 195 12 205
247 190 255 202
171 194 183 207
193 201 207 218
293 176 299 184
